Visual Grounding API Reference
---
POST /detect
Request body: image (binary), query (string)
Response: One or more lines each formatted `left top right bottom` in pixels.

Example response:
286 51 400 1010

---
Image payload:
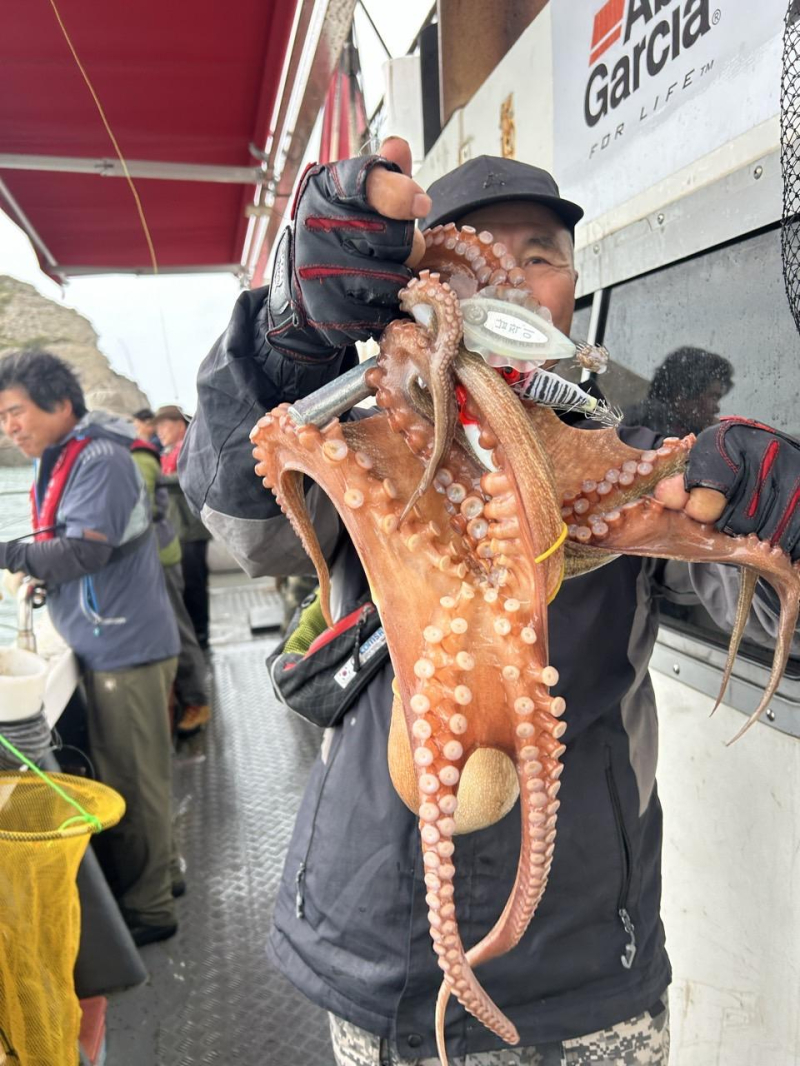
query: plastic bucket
0 648 48 723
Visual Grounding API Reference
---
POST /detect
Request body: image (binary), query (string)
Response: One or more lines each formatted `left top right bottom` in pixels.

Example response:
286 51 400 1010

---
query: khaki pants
84 656 178 927
164 562 209 706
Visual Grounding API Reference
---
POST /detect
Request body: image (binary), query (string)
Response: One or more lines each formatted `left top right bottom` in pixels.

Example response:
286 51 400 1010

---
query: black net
781 0 800 334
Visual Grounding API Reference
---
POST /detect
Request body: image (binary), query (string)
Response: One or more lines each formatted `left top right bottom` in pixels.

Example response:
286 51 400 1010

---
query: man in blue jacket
180 139 800 1063
0 349 182 946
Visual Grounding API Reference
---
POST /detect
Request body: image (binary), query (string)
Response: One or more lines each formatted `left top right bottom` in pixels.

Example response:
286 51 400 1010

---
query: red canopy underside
0 0 297 274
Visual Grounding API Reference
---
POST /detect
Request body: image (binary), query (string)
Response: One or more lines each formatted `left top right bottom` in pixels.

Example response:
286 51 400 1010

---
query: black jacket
180 288 779 1059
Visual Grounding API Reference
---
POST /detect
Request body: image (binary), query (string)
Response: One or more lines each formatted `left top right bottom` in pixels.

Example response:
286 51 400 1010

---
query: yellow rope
535 522 568 564
47 0 158 274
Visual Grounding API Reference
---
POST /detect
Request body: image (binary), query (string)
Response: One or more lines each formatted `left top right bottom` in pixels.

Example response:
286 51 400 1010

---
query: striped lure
516 368 622 427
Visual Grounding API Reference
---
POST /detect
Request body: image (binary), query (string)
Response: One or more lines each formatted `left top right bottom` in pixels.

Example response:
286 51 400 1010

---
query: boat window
556 296 595 385
571 296 593 344
599 224 800 682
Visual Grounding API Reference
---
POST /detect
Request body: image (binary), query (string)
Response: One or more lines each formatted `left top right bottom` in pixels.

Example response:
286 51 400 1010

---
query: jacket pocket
604 746 637 969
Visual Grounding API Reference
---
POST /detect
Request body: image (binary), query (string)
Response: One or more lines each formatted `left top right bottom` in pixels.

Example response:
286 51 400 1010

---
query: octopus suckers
344 488 364 509
322 440 348 463
449 714 468 735
413 690 433 716
414 658 436 679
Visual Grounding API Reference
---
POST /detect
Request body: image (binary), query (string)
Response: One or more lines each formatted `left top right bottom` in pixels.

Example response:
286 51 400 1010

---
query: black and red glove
685 417 800 561
267 156 415 361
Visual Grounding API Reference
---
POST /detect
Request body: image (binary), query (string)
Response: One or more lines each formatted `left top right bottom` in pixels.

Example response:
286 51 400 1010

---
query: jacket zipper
295 728 344 919
604 747 637 970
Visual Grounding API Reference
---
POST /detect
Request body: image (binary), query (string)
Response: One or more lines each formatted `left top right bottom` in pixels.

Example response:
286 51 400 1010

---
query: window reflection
623 347 734 438
600 226 800 439
597 225 800 676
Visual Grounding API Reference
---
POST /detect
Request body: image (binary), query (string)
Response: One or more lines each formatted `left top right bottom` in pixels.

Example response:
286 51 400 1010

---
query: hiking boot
176 704 211 736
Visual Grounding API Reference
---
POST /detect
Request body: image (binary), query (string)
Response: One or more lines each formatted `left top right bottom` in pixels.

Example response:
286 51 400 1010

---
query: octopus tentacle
396 271 462 522
712 568 758 716
457 350 564 608
250 227 800 1061
726 563 799 742
434 690 564 1061
562 488 800 742
421 223 527 292
421 783 520 1049
251 409 333 625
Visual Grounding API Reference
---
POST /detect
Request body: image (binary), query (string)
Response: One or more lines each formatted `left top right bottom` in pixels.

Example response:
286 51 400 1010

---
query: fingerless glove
267 156 415 360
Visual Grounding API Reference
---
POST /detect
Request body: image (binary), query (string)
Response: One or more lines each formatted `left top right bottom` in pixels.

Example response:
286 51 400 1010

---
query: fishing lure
460 292 609 376
516 367 621 427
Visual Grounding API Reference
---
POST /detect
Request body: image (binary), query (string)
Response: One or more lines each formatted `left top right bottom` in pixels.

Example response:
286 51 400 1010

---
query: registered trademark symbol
712 8 721 23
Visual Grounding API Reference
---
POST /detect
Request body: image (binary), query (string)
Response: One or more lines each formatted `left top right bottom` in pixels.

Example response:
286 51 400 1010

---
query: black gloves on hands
686 417 800 561
267 156 415 361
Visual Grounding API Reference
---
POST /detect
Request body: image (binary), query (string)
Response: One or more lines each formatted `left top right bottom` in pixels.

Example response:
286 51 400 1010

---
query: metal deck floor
105 579 335 1065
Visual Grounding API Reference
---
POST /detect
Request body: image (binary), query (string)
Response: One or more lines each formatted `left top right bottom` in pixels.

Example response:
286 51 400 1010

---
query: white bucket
0 647 49 723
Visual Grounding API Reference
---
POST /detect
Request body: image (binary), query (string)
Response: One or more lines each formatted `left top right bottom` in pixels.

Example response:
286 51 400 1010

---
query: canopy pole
0 175 62 275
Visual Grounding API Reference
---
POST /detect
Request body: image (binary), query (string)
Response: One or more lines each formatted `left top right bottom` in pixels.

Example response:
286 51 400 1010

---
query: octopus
250 223 800 1063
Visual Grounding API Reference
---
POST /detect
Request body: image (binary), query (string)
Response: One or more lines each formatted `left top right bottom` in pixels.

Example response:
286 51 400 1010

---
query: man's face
133 418 155 439
0 386 78 459
156 418 186 448
457 201 578 336
690 378 728 432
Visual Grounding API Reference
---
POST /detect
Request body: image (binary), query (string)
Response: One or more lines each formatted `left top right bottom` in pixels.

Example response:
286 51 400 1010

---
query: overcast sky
0 0 434 413
0 212 242 412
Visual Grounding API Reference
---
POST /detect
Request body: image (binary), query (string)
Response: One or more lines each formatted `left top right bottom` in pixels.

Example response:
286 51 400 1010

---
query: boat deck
105 576 334 1064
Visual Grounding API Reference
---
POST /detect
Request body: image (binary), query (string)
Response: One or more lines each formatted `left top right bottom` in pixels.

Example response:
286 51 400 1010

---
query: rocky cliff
0 276 149 465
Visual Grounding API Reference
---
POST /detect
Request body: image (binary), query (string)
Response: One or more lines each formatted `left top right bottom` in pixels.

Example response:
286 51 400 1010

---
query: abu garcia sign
584 0 719 132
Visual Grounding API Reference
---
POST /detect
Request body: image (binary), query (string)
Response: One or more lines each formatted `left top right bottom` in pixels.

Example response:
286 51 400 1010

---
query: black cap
422 155 584 235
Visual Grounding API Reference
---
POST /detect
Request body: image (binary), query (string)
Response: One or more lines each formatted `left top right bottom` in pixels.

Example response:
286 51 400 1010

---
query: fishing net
781 0 800 333
0 771 124 1066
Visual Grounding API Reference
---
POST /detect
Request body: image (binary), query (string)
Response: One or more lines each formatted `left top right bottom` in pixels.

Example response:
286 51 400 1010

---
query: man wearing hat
181 139 800 1064
154 405 212 733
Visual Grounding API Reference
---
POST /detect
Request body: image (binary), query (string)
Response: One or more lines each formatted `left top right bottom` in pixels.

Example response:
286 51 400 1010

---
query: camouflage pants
328 993 670 1065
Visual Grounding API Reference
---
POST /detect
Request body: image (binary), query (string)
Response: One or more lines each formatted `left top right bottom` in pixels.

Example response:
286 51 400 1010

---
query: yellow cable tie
535 522 568 565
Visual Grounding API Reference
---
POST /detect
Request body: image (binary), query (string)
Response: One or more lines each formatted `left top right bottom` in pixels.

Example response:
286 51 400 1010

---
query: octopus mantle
250 223 800 1062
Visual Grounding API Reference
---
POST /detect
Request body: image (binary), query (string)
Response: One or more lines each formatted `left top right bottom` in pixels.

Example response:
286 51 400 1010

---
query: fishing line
47 0 181 400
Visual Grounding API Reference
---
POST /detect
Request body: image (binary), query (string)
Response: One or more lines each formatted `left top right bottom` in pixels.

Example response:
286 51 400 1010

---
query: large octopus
250 223 800 1063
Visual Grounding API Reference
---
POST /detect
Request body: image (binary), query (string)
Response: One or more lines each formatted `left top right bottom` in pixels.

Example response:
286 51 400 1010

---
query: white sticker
483 310 548 346
334 627 387 689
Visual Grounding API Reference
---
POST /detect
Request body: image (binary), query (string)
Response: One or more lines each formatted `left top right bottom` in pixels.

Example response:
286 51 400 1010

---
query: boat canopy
0 0 299 280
